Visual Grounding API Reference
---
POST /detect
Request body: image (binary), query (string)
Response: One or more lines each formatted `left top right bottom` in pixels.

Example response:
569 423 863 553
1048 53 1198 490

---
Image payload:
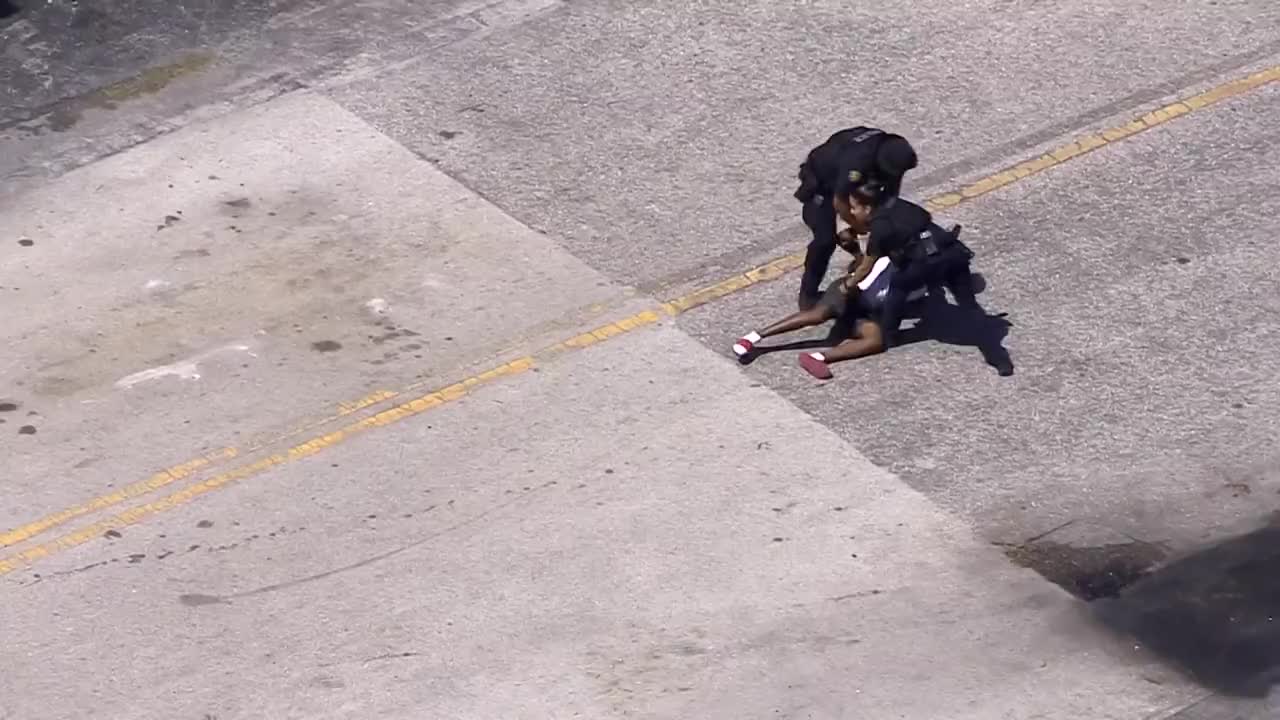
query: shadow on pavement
1089 520 1280 699
1008 516 1280 699
896 273 1015 376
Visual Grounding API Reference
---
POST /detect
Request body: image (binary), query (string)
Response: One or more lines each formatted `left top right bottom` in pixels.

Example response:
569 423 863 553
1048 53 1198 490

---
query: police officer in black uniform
837 180 1012 375
793 126 919 310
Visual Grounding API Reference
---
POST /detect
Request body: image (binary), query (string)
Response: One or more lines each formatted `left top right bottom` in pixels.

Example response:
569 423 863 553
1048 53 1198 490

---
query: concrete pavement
0 316 1200 720
0 90 647 536
3 0 1280 716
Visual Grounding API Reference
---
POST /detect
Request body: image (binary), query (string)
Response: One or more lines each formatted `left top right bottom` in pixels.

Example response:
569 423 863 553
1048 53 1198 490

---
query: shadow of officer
900 277 1015 376
839 184 1014 377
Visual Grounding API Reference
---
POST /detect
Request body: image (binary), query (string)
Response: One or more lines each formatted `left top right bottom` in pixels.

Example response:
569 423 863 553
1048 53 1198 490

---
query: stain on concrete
222 197 251 209
40 52 216 133
438 130 460 139
831 589 883 602
311 340 342 352
17 424 36 435
362 651 423 664
17 237 34 247
196 519 214 528
32 375 81 397
311 675 346 689
156 214 181 231
179 593 229 607
104 529 122 539
0 402 18 412
114 343 253 389
369 329 403 345
1224 482 1252 497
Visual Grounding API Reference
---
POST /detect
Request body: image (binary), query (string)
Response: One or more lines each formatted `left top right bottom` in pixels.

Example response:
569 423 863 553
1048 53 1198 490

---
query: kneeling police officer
837 181 1012 375
793 126 918 311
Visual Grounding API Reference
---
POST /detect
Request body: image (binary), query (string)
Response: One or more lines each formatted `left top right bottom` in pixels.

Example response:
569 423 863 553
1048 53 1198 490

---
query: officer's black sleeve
866 216 895 258
881 173 903 198
876 136 917 197
832 154 868 199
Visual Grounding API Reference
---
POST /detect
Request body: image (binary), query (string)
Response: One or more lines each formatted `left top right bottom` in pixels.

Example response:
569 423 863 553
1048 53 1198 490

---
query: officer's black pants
800 196 837 300
879 243 976 348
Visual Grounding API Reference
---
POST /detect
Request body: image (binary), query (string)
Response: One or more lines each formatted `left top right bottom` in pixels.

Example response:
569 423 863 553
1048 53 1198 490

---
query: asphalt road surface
3 1 1280 718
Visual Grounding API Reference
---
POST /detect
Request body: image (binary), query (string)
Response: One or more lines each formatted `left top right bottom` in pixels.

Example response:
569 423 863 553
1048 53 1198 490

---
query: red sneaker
732 336 757 358
798 352 833 379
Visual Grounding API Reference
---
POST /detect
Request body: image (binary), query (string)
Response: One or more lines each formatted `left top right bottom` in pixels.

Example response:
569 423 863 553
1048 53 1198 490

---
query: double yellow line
3 62 1278 577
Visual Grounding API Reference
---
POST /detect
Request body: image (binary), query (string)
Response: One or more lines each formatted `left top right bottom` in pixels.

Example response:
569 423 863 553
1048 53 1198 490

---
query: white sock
733 331 762 357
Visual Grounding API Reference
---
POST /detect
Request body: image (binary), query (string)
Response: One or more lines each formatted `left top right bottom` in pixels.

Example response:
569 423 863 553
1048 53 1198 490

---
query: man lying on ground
731 228 925 379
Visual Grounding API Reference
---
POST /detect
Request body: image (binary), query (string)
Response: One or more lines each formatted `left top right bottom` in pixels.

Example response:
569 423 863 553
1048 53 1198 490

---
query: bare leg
821 322 885 362
797 321 884 379
733 304 837 359
759 305 837 339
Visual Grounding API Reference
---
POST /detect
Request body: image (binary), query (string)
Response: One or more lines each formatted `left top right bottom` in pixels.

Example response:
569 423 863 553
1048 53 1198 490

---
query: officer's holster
908 228 946 262
907 224 973 264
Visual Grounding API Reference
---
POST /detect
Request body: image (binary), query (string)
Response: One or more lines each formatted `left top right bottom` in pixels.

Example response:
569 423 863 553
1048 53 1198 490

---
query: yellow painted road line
0 308 674 574
0 357 535 576
0 449 239 548
925 64 1280 211
0 388 396 550
2 62 1277 567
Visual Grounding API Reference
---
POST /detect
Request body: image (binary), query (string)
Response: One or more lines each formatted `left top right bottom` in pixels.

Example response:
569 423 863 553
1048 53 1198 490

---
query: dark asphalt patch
1004 539 1167 602
1011 519 1280 699
1091 521 1280 699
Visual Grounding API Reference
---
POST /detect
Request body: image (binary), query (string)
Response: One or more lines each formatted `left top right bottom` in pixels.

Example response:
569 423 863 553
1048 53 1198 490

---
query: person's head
875 136 918 179
838 181 885 232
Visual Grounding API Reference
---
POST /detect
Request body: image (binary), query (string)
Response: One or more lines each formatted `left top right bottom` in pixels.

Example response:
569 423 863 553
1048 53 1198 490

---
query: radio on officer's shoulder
918 229 941 257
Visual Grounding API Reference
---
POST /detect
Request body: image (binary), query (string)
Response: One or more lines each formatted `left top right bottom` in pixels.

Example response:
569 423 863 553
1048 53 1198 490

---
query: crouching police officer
793 126 919 311
837 181 1012 375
